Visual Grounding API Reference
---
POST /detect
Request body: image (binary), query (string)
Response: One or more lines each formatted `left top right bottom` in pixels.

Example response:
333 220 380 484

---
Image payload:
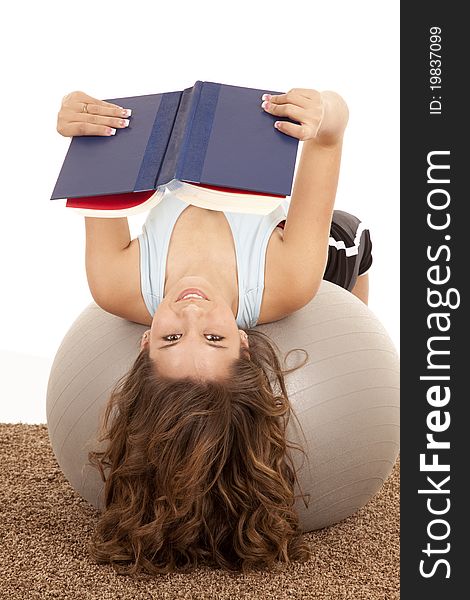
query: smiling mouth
176 288 209 302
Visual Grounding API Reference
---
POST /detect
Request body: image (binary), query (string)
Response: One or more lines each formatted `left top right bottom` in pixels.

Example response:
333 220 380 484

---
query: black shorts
277 209 373 292
322 210 373 291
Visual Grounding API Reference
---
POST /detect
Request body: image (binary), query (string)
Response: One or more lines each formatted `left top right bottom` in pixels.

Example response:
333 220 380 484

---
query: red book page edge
191 183 285 198
66 190 154 210
65 184 285 210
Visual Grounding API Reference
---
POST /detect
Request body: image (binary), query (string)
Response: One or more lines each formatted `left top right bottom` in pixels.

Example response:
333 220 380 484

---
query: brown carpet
0 424 399 599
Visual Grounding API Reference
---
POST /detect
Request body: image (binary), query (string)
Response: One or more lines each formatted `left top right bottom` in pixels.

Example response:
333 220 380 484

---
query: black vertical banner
401 3 467 598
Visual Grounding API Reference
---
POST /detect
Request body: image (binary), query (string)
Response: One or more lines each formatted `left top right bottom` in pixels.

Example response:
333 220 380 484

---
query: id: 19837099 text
429 26 443 115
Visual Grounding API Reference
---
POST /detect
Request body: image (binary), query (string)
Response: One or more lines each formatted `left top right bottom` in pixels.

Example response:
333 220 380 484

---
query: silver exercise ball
46 280 399 531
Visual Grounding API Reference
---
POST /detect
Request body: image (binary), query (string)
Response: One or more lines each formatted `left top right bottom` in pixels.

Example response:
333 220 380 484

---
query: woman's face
141 276 249 381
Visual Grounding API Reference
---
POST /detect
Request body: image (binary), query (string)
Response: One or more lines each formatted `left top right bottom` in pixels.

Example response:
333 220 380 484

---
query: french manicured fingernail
262 100 270 109
108 128 116 135
122 109 132 117
262 93 272 101
120 119 130 127
274 121 281 129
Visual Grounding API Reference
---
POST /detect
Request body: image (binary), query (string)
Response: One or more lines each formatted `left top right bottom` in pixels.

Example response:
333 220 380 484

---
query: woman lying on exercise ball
56 87 372 577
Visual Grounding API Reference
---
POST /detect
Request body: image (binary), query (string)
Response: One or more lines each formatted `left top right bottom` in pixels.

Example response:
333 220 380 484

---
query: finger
58 121 118 137
67 111 131 129
267 93 309 109
263 101 305 123
267 90 315 108
74 91 124 110
96 97 133 115
80 101 131 119
275 120 314 141
63 91 130 117
100 99 126 108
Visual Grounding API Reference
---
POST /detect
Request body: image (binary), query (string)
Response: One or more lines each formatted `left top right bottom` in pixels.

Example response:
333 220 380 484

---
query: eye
162 334 225 343
163 334 181 342
206 334 225 342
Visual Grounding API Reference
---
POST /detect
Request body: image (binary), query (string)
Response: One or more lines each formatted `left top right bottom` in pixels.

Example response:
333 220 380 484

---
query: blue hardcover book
50 81 300 216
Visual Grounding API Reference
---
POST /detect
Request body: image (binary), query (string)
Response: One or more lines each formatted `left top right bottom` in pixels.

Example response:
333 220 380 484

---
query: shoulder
92 238 153 326
257 228 316 324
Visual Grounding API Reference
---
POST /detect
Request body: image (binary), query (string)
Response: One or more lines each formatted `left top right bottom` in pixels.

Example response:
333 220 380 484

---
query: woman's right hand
56 91 132 137
262 89 349 147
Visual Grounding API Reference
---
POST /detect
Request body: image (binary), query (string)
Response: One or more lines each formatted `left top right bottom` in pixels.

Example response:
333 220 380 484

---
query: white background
0 0 399 423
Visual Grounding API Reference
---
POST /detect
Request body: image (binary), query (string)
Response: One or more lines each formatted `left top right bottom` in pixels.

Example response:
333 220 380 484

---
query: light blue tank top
138 183 289 329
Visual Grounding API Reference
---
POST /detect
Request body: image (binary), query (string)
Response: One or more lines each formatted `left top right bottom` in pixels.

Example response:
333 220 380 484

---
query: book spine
134 91 181 192
155 81 204 187
176 81 221 183
175 81 212 183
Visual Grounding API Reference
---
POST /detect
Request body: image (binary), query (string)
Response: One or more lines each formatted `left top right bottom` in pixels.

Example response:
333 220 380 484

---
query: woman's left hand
261 88 349 146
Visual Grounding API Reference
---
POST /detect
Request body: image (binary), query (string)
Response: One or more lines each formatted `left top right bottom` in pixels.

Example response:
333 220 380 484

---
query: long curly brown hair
87 328 312 578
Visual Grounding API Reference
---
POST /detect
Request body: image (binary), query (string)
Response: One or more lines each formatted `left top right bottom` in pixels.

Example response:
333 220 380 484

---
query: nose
175 300 208 315
175 303 207 331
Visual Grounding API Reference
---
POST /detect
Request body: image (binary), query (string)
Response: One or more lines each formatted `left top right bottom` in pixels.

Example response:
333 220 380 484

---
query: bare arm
281 137 343 300
84 217 133 307
261 89 349 304
56 91 146 318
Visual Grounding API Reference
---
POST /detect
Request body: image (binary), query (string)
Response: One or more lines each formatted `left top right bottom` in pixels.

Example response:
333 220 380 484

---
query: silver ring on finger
82 103 88 113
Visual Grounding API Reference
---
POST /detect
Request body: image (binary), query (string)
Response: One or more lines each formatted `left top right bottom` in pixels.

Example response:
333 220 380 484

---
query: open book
51 80 300 217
